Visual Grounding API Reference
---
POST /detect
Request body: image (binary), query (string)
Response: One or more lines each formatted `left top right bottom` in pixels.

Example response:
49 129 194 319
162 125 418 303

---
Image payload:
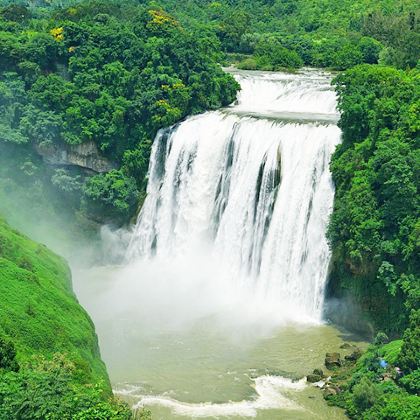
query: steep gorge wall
0 217 108 385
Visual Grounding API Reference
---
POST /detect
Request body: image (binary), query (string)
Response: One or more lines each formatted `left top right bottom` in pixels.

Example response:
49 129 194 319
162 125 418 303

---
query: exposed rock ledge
35 141 116 173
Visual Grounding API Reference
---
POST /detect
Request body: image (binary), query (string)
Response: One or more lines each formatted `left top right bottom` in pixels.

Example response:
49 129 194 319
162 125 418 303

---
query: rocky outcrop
345 348 362 362
307 373 322 383
35 141 116 173
339 342 353 349
306 368 325 383
325 352 341 369
313 368 324 376
323 386 340 397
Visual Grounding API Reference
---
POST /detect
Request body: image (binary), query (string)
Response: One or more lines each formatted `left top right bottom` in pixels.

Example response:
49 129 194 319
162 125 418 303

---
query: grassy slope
0 217 108 386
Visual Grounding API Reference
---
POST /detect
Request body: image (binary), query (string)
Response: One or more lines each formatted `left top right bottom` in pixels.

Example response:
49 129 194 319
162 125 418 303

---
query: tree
82 170 139 224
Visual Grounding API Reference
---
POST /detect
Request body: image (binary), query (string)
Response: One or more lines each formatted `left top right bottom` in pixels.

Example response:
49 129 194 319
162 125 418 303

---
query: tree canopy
0 0 239 225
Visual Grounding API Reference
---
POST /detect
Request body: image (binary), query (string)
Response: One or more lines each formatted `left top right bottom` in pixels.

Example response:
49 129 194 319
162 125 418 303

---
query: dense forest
0 0 238 230
154 0 419 70
324 65 419 419
0 0 418 419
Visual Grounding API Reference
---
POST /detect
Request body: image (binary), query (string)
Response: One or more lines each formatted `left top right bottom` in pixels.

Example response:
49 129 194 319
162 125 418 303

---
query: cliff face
0 217 108 385
34 141 116 173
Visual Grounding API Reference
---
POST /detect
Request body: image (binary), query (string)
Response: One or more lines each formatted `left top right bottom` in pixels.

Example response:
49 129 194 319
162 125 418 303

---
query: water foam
231 69 338 119
117 376 307 418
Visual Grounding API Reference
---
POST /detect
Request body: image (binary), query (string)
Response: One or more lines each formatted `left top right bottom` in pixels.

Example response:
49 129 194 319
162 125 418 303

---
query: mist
73 243 322 339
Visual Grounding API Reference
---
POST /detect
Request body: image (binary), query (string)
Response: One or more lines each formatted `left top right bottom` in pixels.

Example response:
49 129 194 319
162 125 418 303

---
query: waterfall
127 69 341 322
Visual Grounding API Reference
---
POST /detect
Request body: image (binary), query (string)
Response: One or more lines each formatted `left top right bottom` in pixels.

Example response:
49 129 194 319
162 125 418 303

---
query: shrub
352 377 381 413
254 38 303 70
82 170 139 225
0 354 132 420
399 369 420 394
374 332 389 346
398 310 420 373
237 57 258 70
0 337 19 372
364 394 420 420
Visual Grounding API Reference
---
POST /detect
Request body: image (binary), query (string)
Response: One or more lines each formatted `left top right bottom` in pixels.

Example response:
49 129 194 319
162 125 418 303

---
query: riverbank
320 335 419 419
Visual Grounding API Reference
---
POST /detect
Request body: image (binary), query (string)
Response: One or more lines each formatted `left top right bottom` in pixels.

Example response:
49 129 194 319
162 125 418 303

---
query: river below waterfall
75 265 365 419
74 69 363 419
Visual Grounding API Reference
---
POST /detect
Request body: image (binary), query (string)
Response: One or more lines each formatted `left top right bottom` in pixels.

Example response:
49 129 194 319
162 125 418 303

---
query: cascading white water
127 69 341 322
233 70 338 119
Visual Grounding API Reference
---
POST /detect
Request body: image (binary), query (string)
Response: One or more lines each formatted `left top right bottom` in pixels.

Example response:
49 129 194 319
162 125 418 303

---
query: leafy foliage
0 354 132 420
326 339 420 419
326 65 419 334
0 0 239 225
143 0 418 70
398 310 420 373
82 170 139 224
0 217 135 419
352 377 380 412
0 337 19 373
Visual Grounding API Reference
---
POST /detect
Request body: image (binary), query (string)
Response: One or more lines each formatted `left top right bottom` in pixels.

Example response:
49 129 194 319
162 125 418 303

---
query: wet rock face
345 348 362 362
323 387 337 397
35 141 116 173
307 368 326 384
307 374 322 383
313 368 324 376
325 352 341 369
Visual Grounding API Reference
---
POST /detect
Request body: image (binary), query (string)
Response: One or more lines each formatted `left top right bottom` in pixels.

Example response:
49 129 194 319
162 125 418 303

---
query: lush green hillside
326 65 419 336
322 63 419 420
325 333 419 419
0 217 105 378
0 217 133 419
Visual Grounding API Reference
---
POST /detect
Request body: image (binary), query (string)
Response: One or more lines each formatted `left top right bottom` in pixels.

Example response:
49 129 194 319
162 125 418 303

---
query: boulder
307 374 322 383
339 343 353 349
323 387 337 397
313 368 324 377
325 352 341 369
344 348 362 362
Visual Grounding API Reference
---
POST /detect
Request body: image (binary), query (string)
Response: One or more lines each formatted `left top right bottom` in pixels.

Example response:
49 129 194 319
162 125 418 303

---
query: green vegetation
237 37 303 71
82 169 140 225
0 1 418 419
144 0 419 71
0 217 133 419
324 56 418 420
326 65 419 336
0 0 238 226
326 328 420 419
0 0 418 228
